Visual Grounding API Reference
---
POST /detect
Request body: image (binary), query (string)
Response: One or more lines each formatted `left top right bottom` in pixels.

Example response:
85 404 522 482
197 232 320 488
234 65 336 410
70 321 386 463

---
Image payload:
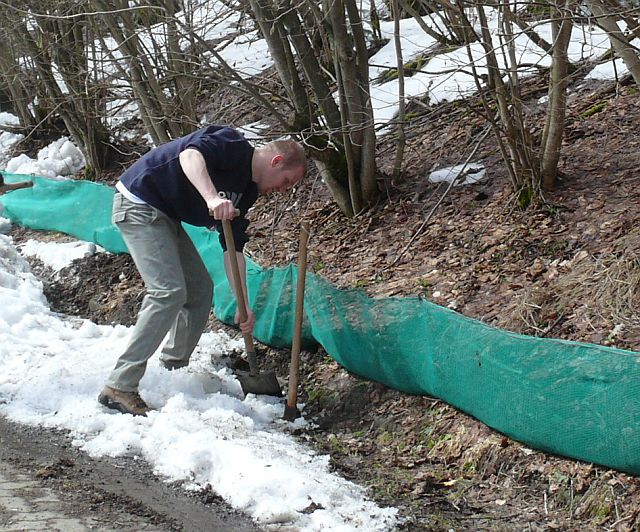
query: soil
6 71 640 530
0 415 261 531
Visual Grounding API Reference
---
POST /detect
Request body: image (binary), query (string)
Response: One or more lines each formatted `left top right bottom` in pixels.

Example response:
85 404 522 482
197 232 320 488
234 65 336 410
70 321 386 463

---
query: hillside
223 75 640 531
9 73 640 530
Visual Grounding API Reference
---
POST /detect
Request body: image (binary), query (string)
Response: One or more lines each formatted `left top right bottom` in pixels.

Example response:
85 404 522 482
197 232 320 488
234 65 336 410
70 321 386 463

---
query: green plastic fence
2 172 639 476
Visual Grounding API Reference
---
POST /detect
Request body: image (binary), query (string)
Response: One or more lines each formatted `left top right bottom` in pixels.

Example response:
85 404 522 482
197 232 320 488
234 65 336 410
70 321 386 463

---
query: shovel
221 219 282 397
283 221 310 421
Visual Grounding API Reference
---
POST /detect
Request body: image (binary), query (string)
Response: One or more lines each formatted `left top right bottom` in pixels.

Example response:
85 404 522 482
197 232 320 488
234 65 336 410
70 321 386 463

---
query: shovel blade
236 369 282 397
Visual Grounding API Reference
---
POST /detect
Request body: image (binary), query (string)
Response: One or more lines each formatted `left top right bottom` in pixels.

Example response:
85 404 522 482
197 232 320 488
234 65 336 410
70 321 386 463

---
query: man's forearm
180 148 237 220
179 148 218 202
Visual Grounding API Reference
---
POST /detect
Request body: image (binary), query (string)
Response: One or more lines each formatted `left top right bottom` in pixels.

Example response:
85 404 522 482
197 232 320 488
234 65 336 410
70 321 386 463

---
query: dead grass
494 227 640 350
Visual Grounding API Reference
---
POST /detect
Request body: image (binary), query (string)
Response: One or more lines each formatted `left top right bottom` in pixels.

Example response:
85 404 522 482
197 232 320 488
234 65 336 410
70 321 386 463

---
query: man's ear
270 154 284 167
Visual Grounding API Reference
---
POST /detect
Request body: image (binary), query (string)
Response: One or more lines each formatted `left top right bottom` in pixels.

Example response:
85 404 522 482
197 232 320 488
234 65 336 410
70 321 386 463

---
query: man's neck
251 148 265 185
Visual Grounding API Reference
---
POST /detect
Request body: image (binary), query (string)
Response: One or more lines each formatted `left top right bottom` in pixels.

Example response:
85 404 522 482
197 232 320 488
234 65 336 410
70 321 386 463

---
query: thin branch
387 125 492 271
0 0 164 19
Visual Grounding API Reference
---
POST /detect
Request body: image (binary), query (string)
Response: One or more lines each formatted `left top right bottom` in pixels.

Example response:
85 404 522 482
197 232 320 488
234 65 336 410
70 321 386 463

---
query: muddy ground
5 71 640 530
0 414 261 531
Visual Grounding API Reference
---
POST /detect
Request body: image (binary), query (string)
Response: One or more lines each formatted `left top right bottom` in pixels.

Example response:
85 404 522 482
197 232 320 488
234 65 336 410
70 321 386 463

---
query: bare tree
391 0 407 184
457 0 577 204
0 37 37 128
2 0 637 212
90 0 182 145
242 0 379 217
0 0 116 176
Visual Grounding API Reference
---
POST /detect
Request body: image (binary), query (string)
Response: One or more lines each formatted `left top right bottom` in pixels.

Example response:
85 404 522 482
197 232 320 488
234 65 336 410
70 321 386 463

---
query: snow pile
18 239 102 271
5 137 85 178
0 216 10 233
0 131 23 153
586 37 640 80
0 112 20 126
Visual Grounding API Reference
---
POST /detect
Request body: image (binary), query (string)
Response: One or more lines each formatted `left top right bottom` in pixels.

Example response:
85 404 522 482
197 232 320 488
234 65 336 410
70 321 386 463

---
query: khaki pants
107 193 213 392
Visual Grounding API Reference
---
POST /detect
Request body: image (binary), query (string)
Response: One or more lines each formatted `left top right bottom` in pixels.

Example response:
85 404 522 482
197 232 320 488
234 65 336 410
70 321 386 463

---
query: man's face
258 155 304 195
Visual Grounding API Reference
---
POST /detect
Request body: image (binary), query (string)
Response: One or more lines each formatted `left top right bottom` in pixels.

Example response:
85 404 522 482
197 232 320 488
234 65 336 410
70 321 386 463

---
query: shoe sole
159 360 189 371
97 392 149 417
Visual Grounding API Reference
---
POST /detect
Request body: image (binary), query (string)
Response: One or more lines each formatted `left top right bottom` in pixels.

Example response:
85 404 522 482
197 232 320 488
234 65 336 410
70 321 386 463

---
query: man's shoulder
183 126 247 151
191 127 252 162
198 125 241 138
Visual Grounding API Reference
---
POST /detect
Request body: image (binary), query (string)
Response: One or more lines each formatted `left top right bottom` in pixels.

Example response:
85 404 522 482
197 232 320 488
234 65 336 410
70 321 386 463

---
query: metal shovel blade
236 369 282 397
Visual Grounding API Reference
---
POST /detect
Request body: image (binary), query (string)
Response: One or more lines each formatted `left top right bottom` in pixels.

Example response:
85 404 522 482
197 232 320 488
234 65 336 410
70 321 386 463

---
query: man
98 125 306 416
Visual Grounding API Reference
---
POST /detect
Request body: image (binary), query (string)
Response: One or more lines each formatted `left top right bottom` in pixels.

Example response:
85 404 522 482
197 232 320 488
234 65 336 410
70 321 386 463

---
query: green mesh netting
2 172 639 475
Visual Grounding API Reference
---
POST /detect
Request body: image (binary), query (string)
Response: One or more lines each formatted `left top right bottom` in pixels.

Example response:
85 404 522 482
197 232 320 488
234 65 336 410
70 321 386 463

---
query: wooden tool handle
286 221 310 410
221 219 258 375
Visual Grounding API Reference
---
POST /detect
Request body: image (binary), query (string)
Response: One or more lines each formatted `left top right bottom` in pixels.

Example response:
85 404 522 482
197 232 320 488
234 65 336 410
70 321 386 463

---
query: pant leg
107 193 188 392
159 225 213 367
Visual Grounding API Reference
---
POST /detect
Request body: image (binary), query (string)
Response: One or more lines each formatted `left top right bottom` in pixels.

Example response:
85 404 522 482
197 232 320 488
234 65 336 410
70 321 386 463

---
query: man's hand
207 196 237 220
235 306 255 334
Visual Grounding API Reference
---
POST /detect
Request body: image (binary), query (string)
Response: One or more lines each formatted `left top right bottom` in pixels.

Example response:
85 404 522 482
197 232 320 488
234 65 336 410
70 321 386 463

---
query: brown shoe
98 386 151 416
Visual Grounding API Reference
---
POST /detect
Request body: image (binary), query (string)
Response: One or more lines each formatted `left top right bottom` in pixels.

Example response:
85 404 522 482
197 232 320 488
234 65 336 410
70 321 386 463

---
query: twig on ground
539 313 565 338
386 125 492 272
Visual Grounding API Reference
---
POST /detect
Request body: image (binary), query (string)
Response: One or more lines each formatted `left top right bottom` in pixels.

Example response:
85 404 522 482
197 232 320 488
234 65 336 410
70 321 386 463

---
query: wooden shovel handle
221 219 258 374
286 221 310 410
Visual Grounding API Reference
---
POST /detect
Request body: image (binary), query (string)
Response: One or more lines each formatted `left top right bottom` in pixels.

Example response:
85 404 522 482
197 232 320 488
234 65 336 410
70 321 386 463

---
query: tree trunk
243 0 379 216
313 155 355 217
0 47 35 127
344 0 378 206
587 0 640 85
166 14 197 136
247 0 311 130
391 0 406 185
279 0 342 130
540 4 574 190
14 16 113 173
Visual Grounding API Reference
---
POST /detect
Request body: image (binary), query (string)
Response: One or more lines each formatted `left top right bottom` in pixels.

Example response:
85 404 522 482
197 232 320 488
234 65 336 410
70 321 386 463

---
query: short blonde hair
268 139 306 170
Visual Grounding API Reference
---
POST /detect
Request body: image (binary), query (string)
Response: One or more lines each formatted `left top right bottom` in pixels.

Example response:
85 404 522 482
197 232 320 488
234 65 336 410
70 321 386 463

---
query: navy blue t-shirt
118 125 257 251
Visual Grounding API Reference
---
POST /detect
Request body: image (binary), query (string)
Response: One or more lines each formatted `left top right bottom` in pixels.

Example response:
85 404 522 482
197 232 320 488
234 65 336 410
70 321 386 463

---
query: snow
0 131 24 167
369 18 439 81
5 137 84 179
585 37 640 80
0 131 23 151
236 121 272 142
367 11 619 126
0 231 398 530
0 112 20 126
17 239 102 272
429 163 486 185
